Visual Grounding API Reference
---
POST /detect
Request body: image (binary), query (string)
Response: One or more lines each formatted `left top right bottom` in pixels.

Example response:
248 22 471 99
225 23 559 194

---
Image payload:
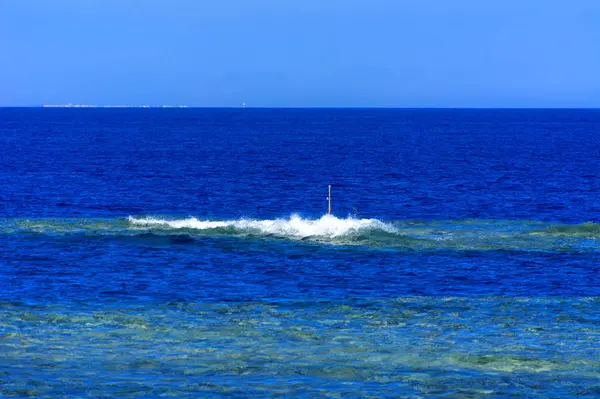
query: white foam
127 214 396 238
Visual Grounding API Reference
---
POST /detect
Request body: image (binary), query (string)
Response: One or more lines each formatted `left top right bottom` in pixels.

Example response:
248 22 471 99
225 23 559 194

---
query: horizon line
1 105 600 110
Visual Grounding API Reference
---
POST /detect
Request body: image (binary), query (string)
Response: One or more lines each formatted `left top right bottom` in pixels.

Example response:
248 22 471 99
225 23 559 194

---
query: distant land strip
42 104 189 108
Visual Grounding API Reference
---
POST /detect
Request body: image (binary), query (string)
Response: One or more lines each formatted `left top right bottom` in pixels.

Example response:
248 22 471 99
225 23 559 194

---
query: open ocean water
1 108 599 398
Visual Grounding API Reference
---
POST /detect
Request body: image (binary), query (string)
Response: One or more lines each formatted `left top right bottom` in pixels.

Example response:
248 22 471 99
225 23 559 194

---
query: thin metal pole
328 185 331 215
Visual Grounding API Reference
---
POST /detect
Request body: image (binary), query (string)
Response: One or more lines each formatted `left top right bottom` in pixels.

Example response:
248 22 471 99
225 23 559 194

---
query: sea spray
127 214 398 238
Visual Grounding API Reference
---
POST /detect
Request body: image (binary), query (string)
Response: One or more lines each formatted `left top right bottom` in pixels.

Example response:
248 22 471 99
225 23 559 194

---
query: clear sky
1 0 599 107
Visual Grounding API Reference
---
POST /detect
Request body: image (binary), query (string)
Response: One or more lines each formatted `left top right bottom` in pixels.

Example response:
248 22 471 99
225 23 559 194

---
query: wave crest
3 217 597 252
127 214 397 239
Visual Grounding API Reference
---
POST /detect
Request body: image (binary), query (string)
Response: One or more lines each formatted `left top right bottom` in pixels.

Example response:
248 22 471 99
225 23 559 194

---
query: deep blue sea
1 108 599 397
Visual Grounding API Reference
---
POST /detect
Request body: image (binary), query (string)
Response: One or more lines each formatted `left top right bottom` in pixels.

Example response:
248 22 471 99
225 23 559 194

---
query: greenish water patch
532 222 600 238
1 297 599 397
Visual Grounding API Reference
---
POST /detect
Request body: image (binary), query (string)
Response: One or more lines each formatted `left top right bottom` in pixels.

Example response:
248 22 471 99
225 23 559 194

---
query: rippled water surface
2 298 600 398
1 108 599 397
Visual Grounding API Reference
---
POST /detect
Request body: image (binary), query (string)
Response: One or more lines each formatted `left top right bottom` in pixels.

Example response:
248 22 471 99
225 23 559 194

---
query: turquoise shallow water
2 298 599 398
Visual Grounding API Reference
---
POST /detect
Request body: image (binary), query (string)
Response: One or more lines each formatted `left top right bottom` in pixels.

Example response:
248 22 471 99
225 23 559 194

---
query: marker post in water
327 185 332 215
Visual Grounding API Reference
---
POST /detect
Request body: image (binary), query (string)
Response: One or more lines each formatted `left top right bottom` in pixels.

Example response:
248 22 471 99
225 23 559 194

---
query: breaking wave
127 214 398 239
1 216 598 252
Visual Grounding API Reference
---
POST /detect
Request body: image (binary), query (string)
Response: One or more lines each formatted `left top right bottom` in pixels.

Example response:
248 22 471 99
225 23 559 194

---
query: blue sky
1 0 599 107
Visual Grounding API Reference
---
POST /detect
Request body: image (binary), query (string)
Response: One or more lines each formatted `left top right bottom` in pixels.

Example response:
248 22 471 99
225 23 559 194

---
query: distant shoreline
42 104 189 108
